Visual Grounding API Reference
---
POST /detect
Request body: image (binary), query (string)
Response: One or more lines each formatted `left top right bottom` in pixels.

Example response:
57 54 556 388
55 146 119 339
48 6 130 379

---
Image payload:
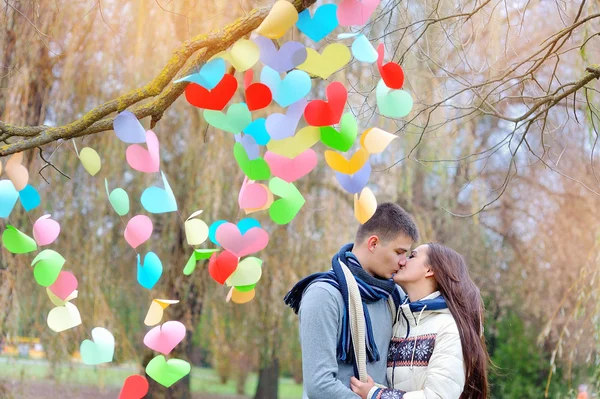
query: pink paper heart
49 271 78 301
238 178 269 209
337 0 380 26
125 130 160 173
215 223 269 257
124 215 153 249
143 321 186 355
264 149 318 183
33 214 61 246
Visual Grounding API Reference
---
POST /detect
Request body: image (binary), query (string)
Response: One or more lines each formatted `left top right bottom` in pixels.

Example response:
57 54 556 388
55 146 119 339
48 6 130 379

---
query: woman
350 243 489 399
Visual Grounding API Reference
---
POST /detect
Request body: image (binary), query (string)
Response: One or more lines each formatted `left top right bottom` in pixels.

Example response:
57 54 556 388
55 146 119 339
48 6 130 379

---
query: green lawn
0 357 302 398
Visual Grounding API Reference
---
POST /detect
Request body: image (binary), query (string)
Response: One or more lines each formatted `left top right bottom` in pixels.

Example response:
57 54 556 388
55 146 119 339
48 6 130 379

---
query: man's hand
350 375 375 399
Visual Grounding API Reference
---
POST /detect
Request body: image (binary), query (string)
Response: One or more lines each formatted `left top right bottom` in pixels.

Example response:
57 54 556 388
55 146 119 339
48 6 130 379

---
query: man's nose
398 255 407 266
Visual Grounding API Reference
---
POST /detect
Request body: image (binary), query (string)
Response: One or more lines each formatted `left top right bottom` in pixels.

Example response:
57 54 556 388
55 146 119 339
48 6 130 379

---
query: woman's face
393 244 431 285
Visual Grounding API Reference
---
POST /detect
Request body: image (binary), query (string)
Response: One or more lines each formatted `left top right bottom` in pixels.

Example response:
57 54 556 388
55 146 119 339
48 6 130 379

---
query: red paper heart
208 251 239 285
246 83 272 111
304 81 347 126
184 74 237 110
377 44 405 90
119 374 149 399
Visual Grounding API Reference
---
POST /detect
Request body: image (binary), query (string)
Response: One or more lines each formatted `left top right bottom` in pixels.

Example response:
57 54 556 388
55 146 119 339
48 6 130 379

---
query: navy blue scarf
284 243 402 365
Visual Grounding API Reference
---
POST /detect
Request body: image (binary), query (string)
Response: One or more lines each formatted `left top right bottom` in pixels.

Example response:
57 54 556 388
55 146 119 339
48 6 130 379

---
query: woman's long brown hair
426 243 489 399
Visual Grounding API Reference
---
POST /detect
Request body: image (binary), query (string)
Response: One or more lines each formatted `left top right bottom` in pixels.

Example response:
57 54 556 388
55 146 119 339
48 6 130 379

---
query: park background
0 0 599 398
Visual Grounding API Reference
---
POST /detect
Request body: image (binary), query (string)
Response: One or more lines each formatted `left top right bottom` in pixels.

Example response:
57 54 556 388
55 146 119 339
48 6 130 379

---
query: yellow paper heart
144 299 180 326
226 286 256 304
360 128 397 154
5 152 29 191
255 0 299 39
324 148 369 174
266 126 321 159
79 147 102 176
184 210 209 246
354 187 377 224
212 39 259 72
297 43 351 79
244 184 275 215
46 287 78 307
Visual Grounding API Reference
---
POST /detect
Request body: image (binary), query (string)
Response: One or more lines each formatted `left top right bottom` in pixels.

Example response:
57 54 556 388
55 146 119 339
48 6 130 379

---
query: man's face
365 234 413 279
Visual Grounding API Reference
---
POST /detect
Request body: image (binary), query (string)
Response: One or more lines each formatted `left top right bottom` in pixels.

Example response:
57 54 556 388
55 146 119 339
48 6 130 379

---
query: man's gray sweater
298 282 394 398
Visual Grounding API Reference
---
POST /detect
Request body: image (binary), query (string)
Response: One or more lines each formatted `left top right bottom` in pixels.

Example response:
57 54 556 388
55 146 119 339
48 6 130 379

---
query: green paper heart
146 355 191 388
226 257 262 286
320 112 358 152
183 249 219 276
203 103 252 134
2 225 37 254
268 177 305 225
105 179 129 216
376 80 413 119
233 142 271 181
234 283 257 292
80 327 115 365
31 249 66 287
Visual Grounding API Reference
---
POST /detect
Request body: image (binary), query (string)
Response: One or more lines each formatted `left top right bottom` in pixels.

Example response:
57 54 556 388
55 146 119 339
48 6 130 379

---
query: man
285 203 419 398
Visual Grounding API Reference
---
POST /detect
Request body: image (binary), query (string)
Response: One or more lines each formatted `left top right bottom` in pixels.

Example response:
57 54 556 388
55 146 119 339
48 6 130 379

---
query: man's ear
367 235 379 252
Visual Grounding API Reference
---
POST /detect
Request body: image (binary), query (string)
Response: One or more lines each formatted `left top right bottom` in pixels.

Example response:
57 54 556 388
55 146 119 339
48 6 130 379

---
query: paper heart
351 34 378 63
144 299 180 326
184 210 209 246
265 99 308 140
137 252 163 290
3 225 37 254
47 302 82 332
227 287 256 304
320 112 358 152
304 81 347 126
5 152 29 191
124 215 153 249
354 187 377 224
236 134 260 160
297 43 351 79
183 249 219 276
243 187 273 214
253 36 307 72
146 355 191 388
49 271 78 301
141 171 178 214
208 250 239 285
212 39 260 72
243 118 270 145
125 130 160 173
377 44 405 89
226 257 263 286
296 3 339 42
32 249 65 287
184 74 237 111
245 80 272 111
260 67 311 108
337 0 380 26
79 147 102 176
215 223 269 257
204 103 252 134
209 219 260 245
105 179 130 216
238 177 270 210
143 321 186 355
255 0 299 39
80 327 115 365
264 149 317 183
266 126 321 159
360 128 397 154
376 79 413 118
233 142 271 181
324 148 369 175
336 160 371 194
114 111 146 143
119 375 149 399
19 185 40 212
0 180 19 218
269 178 305 225
174 58 225 90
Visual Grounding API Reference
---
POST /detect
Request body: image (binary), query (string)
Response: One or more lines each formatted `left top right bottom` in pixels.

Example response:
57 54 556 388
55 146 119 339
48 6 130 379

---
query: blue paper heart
238 218 260 234
141 171 178 214
260 67 312 108
253 36 307 73
296 4 339 42
235 134 260 160
0 180 18 218
137 252 163 289
336 160 371 194
19 184 40 212
209 220 227 245
173 58 226 90
352 34 378 63
243 118 271 145
113 111 146 144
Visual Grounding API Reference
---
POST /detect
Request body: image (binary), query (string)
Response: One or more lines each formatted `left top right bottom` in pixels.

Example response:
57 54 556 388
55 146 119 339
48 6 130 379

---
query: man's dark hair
355 202 419 244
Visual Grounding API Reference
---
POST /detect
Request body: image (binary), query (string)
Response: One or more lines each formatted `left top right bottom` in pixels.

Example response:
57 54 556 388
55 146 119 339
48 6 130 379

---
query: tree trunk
254 357 279 399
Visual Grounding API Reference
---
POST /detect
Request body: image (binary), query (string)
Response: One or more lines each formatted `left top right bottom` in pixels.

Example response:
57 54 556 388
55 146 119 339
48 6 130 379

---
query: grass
0 357 302 398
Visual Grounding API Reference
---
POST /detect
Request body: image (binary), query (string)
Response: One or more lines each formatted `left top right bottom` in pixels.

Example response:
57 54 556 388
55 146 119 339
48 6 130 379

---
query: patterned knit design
376 388 406 399
387 333 437 367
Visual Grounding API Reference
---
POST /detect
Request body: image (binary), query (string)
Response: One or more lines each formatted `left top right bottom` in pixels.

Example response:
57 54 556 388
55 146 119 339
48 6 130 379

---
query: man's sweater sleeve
299 284 360 398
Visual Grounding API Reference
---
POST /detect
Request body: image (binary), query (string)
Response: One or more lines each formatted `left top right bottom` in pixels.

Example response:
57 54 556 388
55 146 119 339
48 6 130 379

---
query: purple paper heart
253 36 308 73
265 99 308 140
235 134 260 160
336 160 371 194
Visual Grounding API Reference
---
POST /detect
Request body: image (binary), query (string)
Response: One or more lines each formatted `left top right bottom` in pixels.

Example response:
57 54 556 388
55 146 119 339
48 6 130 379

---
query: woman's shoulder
428 311 460 335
